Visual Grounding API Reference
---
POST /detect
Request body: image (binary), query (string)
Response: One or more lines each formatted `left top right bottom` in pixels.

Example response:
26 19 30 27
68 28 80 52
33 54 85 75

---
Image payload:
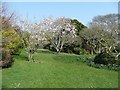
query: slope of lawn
2 49 118 88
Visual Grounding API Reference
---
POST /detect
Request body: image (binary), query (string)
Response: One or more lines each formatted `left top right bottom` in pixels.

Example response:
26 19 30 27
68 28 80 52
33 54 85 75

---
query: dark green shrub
62 43 75 53
74 47 87 55
87 61 119 71
11 46 23 55
77 54 119 71
73 47 80 54
116 43 120 52
44 43 51 50
117 55 120 65
94 52 116 65
116 59 120 65
77 56 94 63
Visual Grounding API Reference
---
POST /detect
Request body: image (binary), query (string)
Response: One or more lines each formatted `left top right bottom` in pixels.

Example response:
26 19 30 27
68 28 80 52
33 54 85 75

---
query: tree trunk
28 53 31 61
27 49 33 61
56 48 60 54
116 52 120 60
91 49 93 55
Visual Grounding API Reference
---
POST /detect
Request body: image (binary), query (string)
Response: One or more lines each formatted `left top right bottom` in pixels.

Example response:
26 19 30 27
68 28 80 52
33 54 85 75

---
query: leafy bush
87 62 120 71
116 43 120 52
74 47 87 55
76 53 119 71
62 43 75 53
94 52 116 65
76 56 94 63
73 47 80 54
0 48 13 68
2 29 23 55
44 43 56 52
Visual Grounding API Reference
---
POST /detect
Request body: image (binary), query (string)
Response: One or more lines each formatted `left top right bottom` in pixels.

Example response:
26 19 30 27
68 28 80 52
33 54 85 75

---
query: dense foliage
0 5 23 68
1 27 23 68
71 19 87 35
94 53 116 65
77 53 120 71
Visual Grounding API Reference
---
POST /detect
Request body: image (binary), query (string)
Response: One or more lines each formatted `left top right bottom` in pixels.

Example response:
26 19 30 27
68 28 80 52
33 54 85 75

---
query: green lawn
2 49 118 88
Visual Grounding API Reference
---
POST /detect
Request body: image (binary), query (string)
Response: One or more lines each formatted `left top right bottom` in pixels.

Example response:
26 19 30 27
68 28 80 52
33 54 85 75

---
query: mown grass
2 49 118 88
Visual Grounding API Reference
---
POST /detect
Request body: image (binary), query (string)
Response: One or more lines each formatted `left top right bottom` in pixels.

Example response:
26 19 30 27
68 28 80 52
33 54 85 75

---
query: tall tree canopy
71 19 87 35
80 14 119 54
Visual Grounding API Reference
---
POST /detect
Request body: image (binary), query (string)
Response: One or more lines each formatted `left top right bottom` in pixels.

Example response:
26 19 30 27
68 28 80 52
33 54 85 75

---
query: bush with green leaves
1 28 23 68
87 61 120 71
74 47 87 55
2 29 23 54
76 53 119 71
76 56 94 63
0 48 13 68
62 43 76 53
94 52 116 65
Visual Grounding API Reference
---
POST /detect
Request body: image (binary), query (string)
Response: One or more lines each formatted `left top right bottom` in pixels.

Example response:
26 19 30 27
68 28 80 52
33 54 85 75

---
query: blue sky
7 2 118 26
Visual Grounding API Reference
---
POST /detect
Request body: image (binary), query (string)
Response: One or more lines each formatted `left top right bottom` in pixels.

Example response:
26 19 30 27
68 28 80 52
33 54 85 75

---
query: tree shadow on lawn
36 49 55 54
35 49 80 64
52 54 80 64
14 49 54 62
35 49 88 64
13 52 28 61
52 53 95 65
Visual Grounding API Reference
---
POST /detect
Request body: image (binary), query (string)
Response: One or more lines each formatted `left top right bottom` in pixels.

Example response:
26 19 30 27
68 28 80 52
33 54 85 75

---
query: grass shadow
52 54 80 64
36 49 55 54
52 53 95 64
13 50 28 61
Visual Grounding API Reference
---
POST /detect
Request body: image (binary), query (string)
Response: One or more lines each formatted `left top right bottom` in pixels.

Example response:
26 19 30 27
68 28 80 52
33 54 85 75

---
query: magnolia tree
33 19 52 48
20 20 39 61
19 17 77 61
19 18 53 61
44 17 77 53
